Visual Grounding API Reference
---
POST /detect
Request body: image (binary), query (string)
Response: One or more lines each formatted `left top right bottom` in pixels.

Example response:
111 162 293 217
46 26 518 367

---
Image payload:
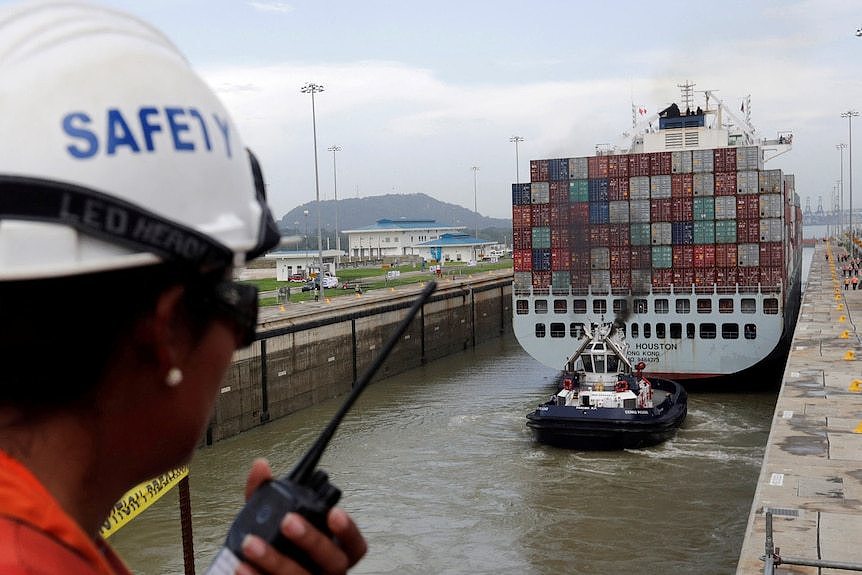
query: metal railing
513 282 783 298
762 511 862 574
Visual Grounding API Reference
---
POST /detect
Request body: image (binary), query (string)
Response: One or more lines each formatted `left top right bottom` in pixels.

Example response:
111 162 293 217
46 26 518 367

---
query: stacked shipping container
513 146 796 293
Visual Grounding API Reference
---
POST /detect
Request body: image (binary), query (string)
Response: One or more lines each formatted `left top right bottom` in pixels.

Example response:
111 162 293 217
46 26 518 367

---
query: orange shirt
0 450 132 575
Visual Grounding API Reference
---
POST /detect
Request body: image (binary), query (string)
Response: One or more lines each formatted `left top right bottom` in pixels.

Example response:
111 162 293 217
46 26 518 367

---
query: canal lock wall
204 275 513 445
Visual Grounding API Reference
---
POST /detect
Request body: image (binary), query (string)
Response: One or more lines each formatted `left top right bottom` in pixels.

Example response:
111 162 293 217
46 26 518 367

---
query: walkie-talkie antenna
288 281 437 483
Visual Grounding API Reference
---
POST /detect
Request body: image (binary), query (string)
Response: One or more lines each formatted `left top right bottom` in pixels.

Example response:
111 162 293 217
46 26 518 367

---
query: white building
342 219 465 258
264 248 344 280
414 233 496 263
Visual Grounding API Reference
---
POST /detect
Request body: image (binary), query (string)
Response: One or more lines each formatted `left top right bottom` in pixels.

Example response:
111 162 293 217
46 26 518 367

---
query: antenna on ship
677 81 695 114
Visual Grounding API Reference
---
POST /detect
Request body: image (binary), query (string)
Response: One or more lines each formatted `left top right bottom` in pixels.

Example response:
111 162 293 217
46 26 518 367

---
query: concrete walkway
737 241 862 574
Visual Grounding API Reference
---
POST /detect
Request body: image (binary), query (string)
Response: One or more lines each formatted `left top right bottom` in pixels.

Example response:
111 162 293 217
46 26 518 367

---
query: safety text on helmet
62 107 233 159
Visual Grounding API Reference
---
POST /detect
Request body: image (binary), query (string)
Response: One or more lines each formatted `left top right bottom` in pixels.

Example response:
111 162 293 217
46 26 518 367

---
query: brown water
111 333 776 574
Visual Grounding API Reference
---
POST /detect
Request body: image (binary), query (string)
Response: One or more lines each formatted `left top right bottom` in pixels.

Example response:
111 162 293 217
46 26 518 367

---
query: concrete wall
206 277 512 444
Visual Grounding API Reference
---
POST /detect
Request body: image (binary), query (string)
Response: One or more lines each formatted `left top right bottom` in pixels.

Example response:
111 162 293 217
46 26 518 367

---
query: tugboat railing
762 511 862 574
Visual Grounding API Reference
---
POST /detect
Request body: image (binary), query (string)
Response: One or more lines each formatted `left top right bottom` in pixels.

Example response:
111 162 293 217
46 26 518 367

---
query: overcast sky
29 0 862 220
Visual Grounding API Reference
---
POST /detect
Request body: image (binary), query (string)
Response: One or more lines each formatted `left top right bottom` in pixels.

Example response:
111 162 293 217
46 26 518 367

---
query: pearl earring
165 367 183 387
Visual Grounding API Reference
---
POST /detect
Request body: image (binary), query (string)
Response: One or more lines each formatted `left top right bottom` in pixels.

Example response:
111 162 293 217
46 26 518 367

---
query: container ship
511 85 802 384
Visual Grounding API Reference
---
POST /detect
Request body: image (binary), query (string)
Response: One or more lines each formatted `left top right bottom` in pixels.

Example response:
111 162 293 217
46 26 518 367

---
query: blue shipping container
589 201 610 224
671 221 694 245
588 178 610 202
532 248 551 271
549 158 569 181
512 183 531 205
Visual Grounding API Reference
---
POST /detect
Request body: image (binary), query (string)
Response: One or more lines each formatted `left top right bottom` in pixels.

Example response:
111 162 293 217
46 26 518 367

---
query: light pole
302 82 325 301
842 110 859 258
328 145 342 267
509 136 524 185
303 210 309 274
838 143 847 243
472 165 479 261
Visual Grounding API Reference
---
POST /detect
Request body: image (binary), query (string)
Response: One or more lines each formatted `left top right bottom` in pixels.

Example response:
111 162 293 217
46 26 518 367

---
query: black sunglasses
200 281 260 347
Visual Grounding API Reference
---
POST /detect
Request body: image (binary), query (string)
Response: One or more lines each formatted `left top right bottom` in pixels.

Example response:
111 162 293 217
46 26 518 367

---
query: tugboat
526 321 687 449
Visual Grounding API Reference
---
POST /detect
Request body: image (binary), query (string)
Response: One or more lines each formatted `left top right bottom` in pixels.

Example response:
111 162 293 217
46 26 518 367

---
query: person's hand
235 458 367 575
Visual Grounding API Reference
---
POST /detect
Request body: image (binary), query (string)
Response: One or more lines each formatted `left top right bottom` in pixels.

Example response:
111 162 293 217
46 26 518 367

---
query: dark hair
0 264 220 408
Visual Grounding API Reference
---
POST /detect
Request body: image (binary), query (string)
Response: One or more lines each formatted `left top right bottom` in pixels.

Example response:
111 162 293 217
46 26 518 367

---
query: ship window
741 298 757 314
570 322 585 338
607 355 619 372
722 323 739 339
697 299 712 313
700 323 717 339
594 356 605 373
744 324 757 339
656 323 666 338
613 299 628 315
582 355 593 372
631 323 639 338
655 299 669 314
634 299 648 314
643 323 652 338
574 299 587 313
593 300 607 314
535 300 548 314
554 299 567 313
764 298 779 314
676 299 690 314
535 323 546 338
719 298 734 313
686 323 695 339
516 300 529 315
550 323 566 338
670 323 682 339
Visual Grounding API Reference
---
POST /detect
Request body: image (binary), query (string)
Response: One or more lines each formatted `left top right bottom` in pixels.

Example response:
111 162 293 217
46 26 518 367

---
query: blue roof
415 233 494 247
343 219 462 232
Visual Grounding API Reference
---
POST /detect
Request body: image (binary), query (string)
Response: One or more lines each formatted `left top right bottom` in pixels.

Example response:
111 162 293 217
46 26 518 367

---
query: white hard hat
0 1 280 280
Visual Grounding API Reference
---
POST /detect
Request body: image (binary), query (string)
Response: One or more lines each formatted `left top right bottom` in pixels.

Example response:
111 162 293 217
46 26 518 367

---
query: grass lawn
248 260 512 306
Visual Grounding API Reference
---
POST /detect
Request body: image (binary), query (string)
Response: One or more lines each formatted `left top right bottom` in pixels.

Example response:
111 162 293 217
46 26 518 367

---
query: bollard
844 350 856 361
849 379 862 392
841 330 850 339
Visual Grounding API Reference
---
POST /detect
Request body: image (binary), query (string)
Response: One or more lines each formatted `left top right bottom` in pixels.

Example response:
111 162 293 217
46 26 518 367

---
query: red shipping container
671 173 694 198
737 219 760 243
649 152 672 176
589 224 610 245
512 205 532 228
629 153 651 177
610 246 630 269
715 244 738 268
532 271 551 288
693 245 716 268
715 267 738 286
694 267 716 286
609 177 630 200
531 204 550 226
570 202 590 224
570 225 589 246
759 242 784 267
587 155 609 178
513 249 532 271
736 195 759 219
713 148 737 173
513 228 532 250
550 181 569 204
551 248 571 270
551 228 570 248
650 198 673 222
608 155 622 178
652 269 673 287
631 246 651 268
673 245 694 269
550 204 569 227
530 160 549 182
570 269 590 288
612 154 630 178
611 268 632 288
671 197 693 221
571 249 591 271
672 268 694 287
609 224 631 247
715 172 736 195
738 267 760 286
760 266 784 286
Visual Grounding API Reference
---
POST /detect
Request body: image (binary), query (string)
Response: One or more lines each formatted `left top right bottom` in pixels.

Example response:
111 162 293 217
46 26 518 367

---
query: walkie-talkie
205 281 437 574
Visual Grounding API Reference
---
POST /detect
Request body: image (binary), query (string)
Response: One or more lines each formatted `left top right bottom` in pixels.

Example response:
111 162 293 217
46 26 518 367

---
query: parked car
288 273 306 282
301 274 339 291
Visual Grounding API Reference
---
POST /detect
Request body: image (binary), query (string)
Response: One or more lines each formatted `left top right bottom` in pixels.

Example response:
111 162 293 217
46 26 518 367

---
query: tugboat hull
526 378 687 450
